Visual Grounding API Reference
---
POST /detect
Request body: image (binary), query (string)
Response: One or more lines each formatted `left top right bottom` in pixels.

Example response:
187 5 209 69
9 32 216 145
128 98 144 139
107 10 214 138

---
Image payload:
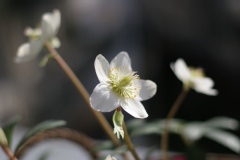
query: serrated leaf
15 120 66 152
2 116 21 147
204 128 240 153
204 117 239 130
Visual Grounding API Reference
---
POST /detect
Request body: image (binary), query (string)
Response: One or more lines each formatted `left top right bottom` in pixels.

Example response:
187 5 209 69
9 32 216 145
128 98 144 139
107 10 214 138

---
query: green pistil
109 67 140 99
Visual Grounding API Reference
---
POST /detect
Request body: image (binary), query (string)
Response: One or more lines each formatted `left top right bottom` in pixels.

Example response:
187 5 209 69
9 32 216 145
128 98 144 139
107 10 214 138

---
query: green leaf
126 119 146 131
204 116 239 130
2 116 21 147
38 151 51 160
182 122 205 141
144 145 158 160
112 145 129 155
15 120 66 152
130 119 184 137
204 128 240 153
39 54 55 67
92 140 114 152
0 128 8 146
131 122 162 137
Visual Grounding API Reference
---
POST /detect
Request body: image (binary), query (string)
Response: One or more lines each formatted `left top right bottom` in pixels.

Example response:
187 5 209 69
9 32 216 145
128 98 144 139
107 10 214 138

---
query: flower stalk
1 145 18 160
44 42 120 147
122 120 140 160
161 89 188 160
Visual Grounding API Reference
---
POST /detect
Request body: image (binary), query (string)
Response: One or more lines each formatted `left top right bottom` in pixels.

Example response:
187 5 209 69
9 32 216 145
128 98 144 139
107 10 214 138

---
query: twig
161 90 188 160
1 145 18 160
123 121 140 160
14 128 97 159
44 42 120 147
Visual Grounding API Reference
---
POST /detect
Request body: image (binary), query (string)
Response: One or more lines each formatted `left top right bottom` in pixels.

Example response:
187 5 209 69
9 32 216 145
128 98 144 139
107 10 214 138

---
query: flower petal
95 54 110 83
191 77 218 96
41 10 61 41
90 83 119 112
121 99 148 118
15 40 43 63
171 58 191 82
110 52 132 73
135 80 157 101
50 37 61 48
105 155 117 160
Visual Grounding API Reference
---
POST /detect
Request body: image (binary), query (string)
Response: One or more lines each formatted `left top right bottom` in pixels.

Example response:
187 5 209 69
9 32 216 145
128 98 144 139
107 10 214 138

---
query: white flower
90 52 157 118
105 155 117 160
171 58 218 96
15 9 61 63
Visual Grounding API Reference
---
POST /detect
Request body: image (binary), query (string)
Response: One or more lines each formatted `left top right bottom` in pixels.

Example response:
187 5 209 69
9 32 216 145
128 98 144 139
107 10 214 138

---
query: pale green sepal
0 128 8 146
39 53 55 67
112 109 124 139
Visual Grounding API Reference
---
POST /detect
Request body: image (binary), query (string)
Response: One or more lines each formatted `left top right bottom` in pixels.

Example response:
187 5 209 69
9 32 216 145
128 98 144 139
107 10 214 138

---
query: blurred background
0 0 240 155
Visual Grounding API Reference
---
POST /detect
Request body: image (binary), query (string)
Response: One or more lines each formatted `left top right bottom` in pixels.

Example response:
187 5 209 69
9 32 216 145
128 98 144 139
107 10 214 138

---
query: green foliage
126 117 240 154
2 116 21 147
92 140 115 152
15 120 66 152
39 54 55 67
128 119 185 137
37 151 51 160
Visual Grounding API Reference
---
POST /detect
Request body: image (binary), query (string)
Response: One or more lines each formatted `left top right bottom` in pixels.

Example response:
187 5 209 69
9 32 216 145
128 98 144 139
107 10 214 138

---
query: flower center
109 67 140 99
189 67 205 77
25 27 42 40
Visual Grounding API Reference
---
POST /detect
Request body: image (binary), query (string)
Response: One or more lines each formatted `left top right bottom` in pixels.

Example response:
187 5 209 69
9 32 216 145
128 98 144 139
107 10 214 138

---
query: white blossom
171 58 218 96
90 52 157 118
105 155 117 160
15 10 61 63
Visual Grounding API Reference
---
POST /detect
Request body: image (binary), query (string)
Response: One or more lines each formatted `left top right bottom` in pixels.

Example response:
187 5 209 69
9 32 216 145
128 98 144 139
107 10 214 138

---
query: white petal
191 77 218 96
90 83 119 112
105 155 116 160
121 99 148 118
110 52 132 73
15 40 43 63
41 10 61 41
171 58 191 82
24 27 33 36
135 80 157 101
50 37 61 48
95 54 110 83
24 27 42 37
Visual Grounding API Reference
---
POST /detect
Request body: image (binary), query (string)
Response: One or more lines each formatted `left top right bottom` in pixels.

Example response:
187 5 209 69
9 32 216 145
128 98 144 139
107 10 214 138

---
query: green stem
44 42 120 147
161 89 188 160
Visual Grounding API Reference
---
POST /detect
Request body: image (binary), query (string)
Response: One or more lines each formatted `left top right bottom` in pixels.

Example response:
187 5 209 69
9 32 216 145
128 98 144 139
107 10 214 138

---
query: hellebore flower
15 10 61 63
90 52 157 118
105 155 117 160
171 58 218 96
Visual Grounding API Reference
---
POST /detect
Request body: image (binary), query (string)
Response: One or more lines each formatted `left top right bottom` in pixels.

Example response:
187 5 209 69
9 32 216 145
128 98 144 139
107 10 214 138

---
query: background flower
15 10 61 63
171 58 218 96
